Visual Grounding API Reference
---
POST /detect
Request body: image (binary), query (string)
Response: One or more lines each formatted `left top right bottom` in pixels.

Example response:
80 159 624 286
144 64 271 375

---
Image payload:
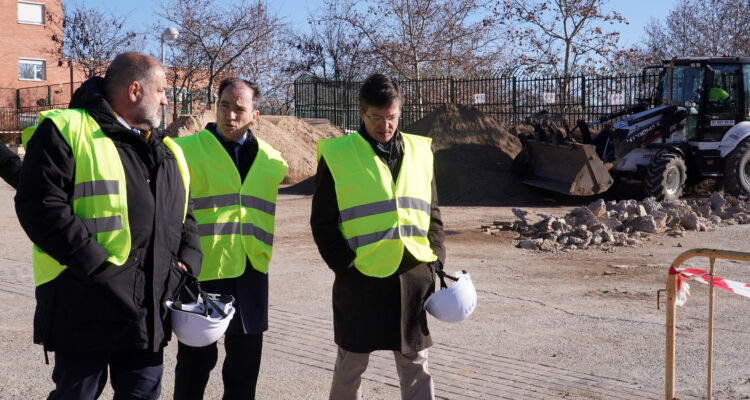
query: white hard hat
167 293 235 347
425 271 477 323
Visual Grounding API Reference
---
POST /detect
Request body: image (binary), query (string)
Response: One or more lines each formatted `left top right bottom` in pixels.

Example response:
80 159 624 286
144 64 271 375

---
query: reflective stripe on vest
316 132 437 278
163 136 191 221
24 109 190 287
175 129 288 280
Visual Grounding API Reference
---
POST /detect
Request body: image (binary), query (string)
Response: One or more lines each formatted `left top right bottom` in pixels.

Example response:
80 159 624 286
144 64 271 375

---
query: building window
19 59 46 81
18 1 45 25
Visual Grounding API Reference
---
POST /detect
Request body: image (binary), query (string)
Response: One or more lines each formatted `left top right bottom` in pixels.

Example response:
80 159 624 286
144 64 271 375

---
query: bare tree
234 25 298 114
642 0 750 59
48 2 142 78
162 36 204 120
500 0 627 77
332 0 501 78
288 0 369 81
328 0 501 116
608 46 659 73
159 0 284 104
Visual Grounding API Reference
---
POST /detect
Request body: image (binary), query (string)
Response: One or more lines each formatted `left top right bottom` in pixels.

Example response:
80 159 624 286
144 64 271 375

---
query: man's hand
177 261 188 272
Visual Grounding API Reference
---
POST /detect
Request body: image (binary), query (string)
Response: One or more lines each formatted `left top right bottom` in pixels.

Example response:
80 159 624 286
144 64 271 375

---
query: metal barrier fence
294 72 661 131
0 83 200 131
663 248 750 400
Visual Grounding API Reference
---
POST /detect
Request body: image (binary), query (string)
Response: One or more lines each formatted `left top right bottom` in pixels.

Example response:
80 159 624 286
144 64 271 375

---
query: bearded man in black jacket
15 52 202 400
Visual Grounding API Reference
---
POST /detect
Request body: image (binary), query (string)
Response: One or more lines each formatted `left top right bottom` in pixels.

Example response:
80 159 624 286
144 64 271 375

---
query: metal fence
0 83 201 132
294 72 662 132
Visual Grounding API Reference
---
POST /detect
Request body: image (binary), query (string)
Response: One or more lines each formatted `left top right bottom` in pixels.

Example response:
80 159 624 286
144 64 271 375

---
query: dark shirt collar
358 123 401 155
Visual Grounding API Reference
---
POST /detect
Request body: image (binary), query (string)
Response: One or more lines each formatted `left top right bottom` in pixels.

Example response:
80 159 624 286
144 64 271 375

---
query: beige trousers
329 346 435 400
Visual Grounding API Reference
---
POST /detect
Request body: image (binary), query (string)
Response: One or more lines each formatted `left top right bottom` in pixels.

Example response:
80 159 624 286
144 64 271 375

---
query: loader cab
656 58 747 142
656 63 703 139
700 63 742 141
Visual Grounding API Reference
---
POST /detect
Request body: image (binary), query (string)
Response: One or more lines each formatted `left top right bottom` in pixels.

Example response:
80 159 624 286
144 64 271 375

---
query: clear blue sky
79 0 673 51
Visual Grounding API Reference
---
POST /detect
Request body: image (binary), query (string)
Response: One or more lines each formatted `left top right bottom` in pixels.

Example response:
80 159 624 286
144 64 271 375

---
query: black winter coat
0 141 21 189
15 77 202 352
310 128 446 353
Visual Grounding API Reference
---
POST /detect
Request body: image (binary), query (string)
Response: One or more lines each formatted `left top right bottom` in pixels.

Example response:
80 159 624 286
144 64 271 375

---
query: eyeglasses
364 113 400 124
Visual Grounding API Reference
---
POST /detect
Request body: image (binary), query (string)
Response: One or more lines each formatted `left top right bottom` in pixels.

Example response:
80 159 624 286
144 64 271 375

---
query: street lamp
160 27 179 130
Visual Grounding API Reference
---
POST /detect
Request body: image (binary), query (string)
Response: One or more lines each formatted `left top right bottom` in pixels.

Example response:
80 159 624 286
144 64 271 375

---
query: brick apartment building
0 0 214 131
1 1 85 99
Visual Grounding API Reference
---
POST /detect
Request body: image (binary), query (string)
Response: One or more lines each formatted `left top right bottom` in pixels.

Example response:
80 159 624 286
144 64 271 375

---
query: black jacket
0 141 21 189
310 127 445 353
15 77 202 352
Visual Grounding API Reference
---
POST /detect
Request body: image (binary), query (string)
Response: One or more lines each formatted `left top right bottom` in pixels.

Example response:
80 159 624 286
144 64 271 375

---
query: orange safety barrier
662 248 750 400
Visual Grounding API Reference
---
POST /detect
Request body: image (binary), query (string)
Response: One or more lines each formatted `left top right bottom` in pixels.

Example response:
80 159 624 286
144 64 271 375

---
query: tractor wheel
644 152 687 200
724 138 750 197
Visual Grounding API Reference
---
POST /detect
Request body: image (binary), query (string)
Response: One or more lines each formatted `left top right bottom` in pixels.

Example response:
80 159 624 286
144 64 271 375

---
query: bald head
105 52 162 99
105 52 168 130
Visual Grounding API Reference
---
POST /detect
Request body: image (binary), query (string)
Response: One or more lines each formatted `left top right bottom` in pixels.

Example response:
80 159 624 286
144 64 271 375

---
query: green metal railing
0 83 200 131
294 72 661 131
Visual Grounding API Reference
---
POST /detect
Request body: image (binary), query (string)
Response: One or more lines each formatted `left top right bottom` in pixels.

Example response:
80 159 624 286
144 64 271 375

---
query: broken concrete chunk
588 198 606 216
623 215 658 234
517 240 538 250
680 213 700 230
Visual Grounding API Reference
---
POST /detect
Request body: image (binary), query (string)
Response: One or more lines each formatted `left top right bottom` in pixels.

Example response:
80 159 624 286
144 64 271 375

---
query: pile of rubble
483 192 750 252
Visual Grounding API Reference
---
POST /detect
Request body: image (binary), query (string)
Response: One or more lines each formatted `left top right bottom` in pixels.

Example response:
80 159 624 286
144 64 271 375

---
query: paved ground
4 180 750 399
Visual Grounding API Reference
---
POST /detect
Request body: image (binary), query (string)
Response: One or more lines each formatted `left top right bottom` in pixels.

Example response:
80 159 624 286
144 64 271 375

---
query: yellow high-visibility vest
316 132 437 278
176 129 288 280
22 109 189 286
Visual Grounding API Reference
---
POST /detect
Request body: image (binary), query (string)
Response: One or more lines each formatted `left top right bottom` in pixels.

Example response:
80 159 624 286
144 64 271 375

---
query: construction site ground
3 179 750 400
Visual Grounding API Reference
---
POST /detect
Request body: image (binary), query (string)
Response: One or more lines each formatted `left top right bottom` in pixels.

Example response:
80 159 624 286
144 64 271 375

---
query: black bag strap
200 286 231 319
174 273 233 319
433 259 458 289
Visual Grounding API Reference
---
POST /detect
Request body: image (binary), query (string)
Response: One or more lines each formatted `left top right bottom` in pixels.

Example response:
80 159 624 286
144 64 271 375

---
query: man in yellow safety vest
15 52 202 400
311 73 446 400
173 78 288 399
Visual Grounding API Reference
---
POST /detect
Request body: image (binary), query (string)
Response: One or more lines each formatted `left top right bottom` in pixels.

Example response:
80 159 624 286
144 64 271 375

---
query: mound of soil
404 104 532 205
167 113 341 185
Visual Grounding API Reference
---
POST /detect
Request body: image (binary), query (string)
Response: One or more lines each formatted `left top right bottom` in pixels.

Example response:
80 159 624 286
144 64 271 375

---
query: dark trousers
48 348 163 400
174 333 263 400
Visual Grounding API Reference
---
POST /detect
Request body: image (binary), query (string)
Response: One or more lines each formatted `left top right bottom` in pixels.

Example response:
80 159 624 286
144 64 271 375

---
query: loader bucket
517 140 614 196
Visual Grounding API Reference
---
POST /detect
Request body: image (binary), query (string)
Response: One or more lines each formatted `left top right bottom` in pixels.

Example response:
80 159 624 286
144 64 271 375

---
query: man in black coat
15 52 202 400
311 74 446 400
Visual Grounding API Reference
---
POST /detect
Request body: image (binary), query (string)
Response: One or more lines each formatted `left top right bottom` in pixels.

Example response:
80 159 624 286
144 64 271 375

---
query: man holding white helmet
15 52 202 399
311 73 446 400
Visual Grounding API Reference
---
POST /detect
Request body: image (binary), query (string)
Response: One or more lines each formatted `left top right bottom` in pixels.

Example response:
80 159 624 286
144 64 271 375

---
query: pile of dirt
255 116 340 184
168 110 217 138
167 113 341 185
404 103 530 205
300 118 346 138
264 116 343 139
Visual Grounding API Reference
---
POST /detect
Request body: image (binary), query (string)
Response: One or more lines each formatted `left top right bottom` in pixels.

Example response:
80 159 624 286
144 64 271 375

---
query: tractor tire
724 138 750 197
644 152 687 200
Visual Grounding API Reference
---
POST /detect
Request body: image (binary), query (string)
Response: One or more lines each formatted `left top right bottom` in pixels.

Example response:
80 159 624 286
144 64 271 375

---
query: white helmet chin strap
433 259 460 289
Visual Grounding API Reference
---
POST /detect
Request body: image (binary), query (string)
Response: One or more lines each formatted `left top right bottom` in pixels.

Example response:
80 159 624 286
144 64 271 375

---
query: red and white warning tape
0 131 21 134
669 265 750 306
